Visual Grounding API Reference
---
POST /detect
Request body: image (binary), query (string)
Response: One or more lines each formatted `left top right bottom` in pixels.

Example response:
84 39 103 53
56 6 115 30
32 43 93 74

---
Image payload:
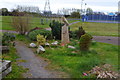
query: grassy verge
2 45 27 78
69 22 118 37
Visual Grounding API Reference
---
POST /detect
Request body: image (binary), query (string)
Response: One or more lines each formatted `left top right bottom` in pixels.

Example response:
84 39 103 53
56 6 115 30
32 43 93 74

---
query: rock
51 41 58 46
68 45 76 49
29 43 36 48
37 45 45 53
45 43 50 46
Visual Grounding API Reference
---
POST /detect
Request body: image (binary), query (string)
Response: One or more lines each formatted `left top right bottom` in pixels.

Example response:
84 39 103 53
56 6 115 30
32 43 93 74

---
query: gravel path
15 41 67 78
69 21 80 25
87 20 119 24
45 21 80 31
0 30 19 34
93 36 119 45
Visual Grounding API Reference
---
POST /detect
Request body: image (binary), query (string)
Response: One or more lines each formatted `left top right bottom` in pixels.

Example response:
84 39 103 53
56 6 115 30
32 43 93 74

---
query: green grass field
69 22 118 37
1 16 79 30
1 16 51 30
1 16 118 37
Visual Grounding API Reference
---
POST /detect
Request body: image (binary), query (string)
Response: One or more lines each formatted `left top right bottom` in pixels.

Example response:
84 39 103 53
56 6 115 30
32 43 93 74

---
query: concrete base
0 60 12 79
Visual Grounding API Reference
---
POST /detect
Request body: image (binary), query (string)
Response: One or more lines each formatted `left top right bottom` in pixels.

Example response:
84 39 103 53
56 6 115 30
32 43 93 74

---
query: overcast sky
0 0 119 13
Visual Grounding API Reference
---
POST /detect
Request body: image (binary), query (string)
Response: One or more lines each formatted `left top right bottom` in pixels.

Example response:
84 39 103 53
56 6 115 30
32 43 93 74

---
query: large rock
29 43 36 48
51 41 58 46
45 43 50 46
68 45 76 49
0 60 12 79
37 45 45 53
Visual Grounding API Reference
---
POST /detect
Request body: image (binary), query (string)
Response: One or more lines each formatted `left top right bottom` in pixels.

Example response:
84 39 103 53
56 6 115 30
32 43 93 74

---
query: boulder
0 60 12 79
68 45 76 49
45 43 50 46
51 41 58 46
37 45 45 53
29 43 36 48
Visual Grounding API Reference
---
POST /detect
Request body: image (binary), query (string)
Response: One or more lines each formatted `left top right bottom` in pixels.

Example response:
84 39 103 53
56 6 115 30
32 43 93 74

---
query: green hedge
28 29 52 41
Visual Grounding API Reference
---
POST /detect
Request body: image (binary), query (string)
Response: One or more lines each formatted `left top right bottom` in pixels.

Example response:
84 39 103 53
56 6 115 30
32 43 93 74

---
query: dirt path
15 41 67 78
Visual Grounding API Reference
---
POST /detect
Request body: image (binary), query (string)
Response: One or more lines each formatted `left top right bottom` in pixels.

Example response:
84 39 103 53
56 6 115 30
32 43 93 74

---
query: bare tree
17 5 40 13
12 12 31 35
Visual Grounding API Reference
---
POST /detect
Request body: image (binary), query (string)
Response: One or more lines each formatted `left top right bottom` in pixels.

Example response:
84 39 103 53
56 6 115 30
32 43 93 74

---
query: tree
70 12 81 18
86 8 93 15
1 8 9 16
11 9 19 16
12 6 32 35
12 13 31 35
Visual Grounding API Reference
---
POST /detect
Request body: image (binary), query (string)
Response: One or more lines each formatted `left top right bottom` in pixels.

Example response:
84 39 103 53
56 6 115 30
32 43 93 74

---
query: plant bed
0 46 10 54
0 60 12 78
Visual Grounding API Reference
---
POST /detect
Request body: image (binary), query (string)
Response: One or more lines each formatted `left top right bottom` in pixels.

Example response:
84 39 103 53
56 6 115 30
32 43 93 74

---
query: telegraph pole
44 0 52 23
81 0 84 26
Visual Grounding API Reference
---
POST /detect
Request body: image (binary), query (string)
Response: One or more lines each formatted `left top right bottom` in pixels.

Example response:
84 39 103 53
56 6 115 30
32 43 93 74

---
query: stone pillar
61 17 70 45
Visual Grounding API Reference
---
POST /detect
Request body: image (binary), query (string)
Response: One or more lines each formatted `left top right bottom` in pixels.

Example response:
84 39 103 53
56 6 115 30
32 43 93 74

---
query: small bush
69 30 77 39
79 34 93 51
28 29 52 41
49 20 64 40
77 26 86 38
69 26 85 39
37 34 46 46
2 32 16 46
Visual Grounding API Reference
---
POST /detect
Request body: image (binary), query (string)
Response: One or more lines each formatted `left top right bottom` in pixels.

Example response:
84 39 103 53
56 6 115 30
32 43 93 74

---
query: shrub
79 34 93 51
77 26 86 38
28 29 52 41
49 20 64 40
69 26 85 39
37 34 46 46
2 32 16 46
69 30 77 39
70 12 81 18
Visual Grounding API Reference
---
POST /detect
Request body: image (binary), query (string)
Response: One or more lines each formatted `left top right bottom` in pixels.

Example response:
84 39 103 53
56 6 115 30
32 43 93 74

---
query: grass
38 40 118 78
1 16 79 30
1 16 50 30
16 34 31 44
2 45 27 78
13 34 118 78
2 16 118 37
69 22 118 37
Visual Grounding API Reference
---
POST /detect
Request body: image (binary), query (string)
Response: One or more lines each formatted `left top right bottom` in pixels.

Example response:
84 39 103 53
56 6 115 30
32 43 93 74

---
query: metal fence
82 14 120 22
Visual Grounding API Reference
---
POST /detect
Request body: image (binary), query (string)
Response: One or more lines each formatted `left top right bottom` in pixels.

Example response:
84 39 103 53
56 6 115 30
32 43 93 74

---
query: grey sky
0 0 119 13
